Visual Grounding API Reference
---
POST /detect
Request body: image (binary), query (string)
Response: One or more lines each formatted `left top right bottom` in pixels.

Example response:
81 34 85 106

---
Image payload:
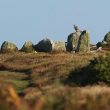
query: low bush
67 53 110 85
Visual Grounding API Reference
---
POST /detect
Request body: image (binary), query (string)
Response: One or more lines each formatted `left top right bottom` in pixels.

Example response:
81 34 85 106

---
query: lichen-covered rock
104 32 110 44
77 31 90 52
34 38 53 52
21 41 35 53
1 41 18 53
66 31 81 51
52 41 66 51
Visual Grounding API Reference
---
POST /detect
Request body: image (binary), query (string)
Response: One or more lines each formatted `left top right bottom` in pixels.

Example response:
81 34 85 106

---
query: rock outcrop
1 41 18 53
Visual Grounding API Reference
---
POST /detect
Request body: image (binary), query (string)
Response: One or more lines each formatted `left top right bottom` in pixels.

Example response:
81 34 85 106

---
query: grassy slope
0 52 96 89
0 51 110 110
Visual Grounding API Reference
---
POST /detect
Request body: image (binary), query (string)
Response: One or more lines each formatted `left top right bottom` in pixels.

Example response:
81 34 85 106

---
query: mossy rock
21 41 35 53
66 31 81 52
77 31 90 52
1 41 18 53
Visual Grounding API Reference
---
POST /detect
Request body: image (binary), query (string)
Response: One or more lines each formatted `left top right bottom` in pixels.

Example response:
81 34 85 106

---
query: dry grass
1 84 110 110
0 51 110 110
0 52 97 87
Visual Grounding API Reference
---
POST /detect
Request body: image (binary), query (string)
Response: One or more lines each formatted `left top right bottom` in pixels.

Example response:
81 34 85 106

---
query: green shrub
92 53 110 83
67 53 110 85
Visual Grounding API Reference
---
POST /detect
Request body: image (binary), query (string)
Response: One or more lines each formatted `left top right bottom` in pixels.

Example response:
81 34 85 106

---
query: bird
74 25 80 32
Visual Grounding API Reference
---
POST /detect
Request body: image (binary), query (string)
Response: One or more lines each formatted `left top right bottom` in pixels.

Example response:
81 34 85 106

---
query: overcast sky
0 0 110 48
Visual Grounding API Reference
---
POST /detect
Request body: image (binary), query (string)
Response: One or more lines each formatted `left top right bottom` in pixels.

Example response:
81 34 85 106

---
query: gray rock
102 41 107 45
77 30 90 52
34 38 53 52
66 31 81 52
66 30 90 52
21 41 35 53
97 32 110 49
104 32 110 44
52 41 66 51
96 42 103 49
1 41 18 53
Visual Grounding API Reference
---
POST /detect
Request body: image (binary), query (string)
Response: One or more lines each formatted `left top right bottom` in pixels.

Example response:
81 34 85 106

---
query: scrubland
0 51 110 110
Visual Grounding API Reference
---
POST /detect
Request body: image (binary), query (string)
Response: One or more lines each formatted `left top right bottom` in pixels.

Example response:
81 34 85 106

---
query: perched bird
74 25 80 32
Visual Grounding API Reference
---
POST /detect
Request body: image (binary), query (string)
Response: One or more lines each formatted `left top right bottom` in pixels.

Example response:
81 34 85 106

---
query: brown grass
0 51 110 110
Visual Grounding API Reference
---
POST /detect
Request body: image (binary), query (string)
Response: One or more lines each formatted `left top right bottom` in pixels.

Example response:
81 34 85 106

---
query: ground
0 51 110 110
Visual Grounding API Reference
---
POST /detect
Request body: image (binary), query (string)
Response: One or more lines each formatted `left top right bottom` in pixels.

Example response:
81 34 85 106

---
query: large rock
96 32 110 50
66 30 90 52
77 31 90 52
52 41 66 51
1 41 18 53
66 31 81 51
34 38 53 52
104 32 110 44
21 41 35 53
96 42 103 49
